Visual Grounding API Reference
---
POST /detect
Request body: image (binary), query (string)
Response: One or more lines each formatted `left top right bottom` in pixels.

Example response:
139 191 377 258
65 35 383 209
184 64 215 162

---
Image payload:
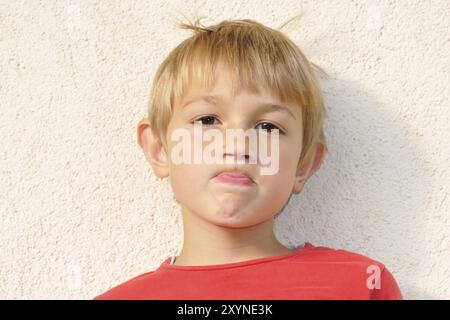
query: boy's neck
173 207 293 266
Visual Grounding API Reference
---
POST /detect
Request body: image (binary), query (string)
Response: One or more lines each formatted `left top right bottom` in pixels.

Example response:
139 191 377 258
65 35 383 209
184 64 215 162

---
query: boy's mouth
212 169 255 187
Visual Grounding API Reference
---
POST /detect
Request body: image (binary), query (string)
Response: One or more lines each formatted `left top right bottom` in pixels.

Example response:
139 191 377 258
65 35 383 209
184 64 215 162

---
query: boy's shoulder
93 269 159 300
300 242 387 268
293 243 402 299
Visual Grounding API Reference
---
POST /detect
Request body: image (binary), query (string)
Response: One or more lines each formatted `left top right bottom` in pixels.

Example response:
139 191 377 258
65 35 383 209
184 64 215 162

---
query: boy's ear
292 140 326 194
137 118 169 179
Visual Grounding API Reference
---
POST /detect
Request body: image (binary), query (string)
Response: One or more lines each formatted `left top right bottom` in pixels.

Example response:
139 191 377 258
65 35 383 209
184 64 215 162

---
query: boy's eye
255 122 282 133
192 117 283 134
193 115 220 125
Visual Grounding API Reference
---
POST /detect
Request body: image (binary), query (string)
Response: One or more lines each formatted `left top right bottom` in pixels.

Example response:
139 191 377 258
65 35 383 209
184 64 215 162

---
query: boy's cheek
168 164 210 194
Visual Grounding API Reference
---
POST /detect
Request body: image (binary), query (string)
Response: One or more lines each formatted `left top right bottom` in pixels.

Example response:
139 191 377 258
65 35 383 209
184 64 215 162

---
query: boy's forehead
179 71 283 109
181 87 283 110
179 66 235 104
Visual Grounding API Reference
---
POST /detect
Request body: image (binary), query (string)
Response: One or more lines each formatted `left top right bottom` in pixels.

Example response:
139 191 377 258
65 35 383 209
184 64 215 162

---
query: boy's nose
223 149 250 163
222 126 255 164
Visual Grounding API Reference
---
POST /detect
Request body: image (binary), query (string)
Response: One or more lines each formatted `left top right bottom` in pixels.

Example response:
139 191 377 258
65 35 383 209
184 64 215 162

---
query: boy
94 17 403 300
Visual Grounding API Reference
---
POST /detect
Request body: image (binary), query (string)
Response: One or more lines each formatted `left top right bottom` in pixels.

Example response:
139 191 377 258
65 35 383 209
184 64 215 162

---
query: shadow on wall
275 75 435 300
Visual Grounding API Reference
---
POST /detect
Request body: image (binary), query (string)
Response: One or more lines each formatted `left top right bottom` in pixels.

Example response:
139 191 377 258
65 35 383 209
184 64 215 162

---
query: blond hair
147 14 327 169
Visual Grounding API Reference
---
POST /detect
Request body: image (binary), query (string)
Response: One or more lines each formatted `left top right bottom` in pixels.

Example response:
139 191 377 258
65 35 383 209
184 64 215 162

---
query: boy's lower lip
213 172 255 186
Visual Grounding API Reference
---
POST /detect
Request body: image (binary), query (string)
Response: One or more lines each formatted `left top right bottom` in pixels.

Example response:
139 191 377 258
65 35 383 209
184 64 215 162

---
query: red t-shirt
93 242 403 300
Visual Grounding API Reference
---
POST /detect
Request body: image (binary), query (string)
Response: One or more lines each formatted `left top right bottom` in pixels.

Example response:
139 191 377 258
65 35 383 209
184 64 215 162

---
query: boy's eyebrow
182 95 296 119
257 103 296 119
182 95 223 109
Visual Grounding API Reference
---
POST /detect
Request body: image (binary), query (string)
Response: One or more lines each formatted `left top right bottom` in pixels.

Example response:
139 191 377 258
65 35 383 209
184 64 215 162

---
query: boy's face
139 63 322 228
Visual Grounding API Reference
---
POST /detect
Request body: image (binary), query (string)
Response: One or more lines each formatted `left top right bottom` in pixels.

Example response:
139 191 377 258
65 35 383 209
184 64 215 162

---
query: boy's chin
202 206 267 229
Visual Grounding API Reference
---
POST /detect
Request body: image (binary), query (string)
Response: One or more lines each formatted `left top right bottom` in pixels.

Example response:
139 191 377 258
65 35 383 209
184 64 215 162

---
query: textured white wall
1 0 449 299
